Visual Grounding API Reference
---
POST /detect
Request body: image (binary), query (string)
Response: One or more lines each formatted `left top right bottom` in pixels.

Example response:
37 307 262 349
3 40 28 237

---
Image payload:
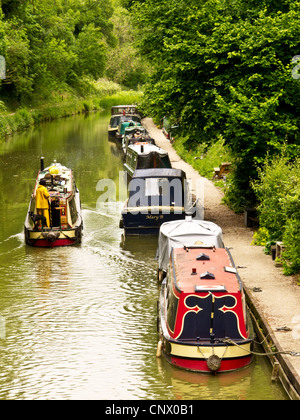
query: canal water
0 111 288 400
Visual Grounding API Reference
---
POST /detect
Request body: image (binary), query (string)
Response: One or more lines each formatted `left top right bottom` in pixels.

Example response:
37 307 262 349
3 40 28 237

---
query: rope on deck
223 338 300 357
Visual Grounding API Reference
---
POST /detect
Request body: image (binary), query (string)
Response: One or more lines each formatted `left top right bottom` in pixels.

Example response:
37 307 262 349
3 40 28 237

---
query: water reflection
0 111 288 400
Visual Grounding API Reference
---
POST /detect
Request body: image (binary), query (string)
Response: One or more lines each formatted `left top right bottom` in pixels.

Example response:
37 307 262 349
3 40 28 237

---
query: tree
75 24 107 79
0 0 116 102
3 18 33 97
133 0 300 209
106 5 151 88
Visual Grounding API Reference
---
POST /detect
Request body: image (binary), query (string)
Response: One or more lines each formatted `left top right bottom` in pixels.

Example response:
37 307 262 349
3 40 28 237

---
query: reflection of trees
0 111 124 216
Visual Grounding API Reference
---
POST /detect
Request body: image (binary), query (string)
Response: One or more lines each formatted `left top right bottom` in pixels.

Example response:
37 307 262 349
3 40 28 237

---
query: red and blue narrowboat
24 158 83 247
158 245 254 373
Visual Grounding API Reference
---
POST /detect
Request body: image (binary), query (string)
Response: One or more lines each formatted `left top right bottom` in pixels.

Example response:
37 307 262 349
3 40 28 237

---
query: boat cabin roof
36 163 73 195
128 143 167 156
132 168 186 179
157 218 224 272
171 247 242 294
124 126 146 134
111 105 139 115
127 137 156 147
119 121 142 134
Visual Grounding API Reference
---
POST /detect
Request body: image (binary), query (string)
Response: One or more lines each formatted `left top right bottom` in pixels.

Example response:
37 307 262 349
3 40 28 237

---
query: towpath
142 117 300 397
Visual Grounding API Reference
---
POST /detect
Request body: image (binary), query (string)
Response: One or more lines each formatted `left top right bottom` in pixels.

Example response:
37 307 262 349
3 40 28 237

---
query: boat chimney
141 145 144 153
40 157 45 171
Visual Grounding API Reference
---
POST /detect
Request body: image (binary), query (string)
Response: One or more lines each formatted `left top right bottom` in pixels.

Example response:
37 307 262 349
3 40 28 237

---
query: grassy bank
172 135 233 180
0 80 143 141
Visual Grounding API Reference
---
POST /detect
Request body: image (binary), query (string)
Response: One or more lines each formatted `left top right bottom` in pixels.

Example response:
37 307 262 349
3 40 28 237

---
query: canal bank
142 117 300 400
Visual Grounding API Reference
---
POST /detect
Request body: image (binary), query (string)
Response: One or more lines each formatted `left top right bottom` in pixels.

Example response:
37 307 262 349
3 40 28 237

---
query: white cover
157 217 224 272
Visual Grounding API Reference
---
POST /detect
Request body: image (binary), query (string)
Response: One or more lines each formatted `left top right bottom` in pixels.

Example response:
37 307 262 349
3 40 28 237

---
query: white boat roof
128 143 168 155
157 217 224 272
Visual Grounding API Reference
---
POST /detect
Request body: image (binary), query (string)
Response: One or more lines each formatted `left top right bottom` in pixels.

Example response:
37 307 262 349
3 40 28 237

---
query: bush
252 155 300 275
282 220 300 275
98 90 143 109
173 136 233 179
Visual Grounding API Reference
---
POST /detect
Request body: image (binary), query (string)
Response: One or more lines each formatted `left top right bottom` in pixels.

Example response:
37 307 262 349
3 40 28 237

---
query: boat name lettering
146 214 164 220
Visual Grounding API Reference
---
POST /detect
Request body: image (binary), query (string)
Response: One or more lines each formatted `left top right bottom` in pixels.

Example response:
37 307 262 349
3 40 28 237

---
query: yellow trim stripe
171 342 251 359
28 230 76 240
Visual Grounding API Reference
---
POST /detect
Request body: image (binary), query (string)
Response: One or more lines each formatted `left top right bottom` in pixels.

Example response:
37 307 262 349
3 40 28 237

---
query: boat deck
173 247 241 294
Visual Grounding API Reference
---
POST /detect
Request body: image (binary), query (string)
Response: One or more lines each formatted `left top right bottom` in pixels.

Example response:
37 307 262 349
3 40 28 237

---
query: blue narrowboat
120 168 197 234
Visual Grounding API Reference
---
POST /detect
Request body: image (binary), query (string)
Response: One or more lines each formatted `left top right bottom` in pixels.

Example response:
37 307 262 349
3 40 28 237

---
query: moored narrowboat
123 143 172 180
108 105 141 137
121 126 156 156
158 246 254 373
24 158 83 247
157 216 224 282
120 168 197 235
115 120 142 143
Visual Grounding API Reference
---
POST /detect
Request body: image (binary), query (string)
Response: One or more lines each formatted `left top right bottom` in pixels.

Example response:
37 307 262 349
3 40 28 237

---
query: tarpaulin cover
136 151 171 170
157 218 224 272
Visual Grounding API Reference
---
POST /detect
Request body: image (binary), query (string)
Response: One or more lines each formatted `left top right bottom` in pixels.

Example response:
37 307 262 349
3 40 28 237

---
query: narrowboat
158 245 254 373
120 168 197 235
115 120 142 143
123 143 172 180
24 158 83 247
156 216 224 282
108 105 141 137
121 126 156 156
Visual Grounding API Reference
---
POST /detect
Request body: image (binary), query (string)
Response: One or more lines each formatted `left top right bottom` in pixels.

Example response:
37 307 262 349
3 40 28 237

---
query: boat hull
108 127 118 137
25 226 82 247
161 338 253 373
158 268 254 374
121 207 186 235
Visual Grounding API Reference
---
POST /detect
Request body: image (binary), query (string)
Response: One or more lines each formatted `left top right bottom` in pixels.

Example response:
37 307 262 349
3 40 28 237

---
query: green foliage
0 0 118 103
252 155 292 240
98 90 143 109
105 6 151 89
132 0 300 208
251 227 271 247
282 220 300 275
252 155 300 274
75 24 107 79
173 135 232 178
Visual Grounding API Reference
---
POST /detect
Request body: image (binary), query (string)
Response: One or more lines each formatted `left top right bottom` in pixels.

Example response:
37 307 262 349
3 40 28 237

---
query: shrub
252 155 300 275
282 220 300 275
173 136 233 179
98 91 143 109
252 155 292 241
